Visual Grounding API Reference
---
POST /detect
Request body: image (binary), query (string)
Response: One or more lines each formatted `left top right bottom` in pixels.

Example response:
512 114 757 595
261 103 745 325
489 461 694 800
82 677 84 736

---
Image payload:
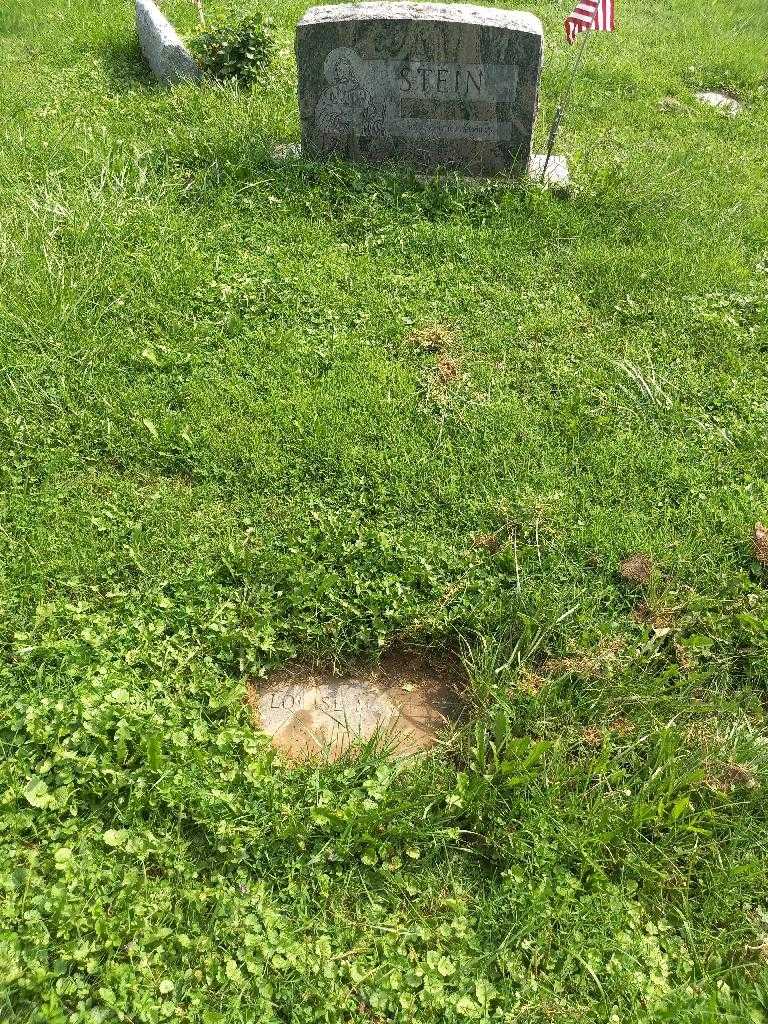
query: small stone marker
694 91 742 117
528 153 570 189
250 652 461 760
296 2 543 176
136 0 200 84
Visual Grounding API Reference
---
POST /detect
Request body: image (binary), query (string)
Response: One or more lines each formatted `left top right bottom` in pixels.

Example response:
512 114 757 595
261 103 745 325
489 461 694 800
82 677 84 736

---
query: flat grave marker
250 652 461 760
694 91 742 117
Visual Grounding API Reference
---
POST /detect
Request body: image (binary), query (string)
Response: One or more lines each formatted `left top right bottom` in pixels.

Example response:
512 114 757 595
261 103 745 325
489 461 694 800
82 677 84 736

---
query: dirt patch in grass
753 523 768 566
406 324 456 354
580 717 635 748
514 668 547 695
249 650 465 761
472 532 502 554
632 601 678 630
541 636 626 679
619 553 654 586
435 352 461 385
704 763 759 793
407 324 463 388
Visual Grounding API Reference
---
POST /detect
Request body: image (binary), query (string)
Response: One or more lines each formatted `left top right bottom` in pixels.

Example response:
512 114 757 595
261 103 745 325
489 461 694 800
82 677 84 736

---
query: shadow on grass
100 34 156 90
165 134 553 230
0 9 23 36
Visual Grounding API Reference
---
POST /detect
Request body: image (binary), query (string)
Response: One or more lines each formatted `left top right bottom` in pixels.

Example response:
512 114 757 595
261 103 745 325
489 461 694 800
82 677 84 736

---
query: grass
161 0 274 35
1 0 768 1020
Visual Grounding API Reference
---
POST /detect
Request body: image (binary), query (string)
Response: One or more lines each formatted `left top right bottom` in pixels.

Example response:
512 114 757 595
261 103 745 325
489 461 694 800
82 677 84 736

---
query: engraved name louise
269 685 367 715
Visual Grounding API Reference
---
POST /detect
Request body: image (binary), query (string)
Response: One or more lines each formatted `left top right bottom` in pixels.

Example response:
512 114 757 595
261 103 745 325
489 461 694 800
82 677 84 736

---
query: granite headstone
296 2 543 176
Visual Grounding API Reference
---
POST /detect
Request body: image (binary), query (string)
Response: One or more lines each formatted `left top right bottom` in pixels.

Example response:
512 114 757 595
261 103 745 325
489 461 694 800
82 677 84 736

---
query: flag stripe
565 0 615 42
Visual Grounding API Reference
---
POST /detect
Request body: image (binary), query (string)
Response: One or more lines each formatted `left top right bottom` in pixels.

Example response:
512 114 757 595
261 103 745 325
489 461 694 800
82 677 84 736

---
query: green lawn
2 0 768 1020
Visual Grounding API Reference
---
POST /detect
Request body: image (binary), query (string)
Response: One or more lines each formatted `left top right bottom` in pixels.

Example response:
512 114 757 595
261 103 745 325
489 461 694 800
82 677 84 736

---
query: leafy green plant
3 0 768 1019
192 14 275 87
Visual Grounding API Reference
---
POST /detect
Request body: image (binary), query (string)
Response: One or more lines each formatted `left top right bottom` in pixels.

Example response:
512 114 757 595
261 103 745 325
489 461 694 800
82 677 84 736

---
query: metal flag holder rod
540 8 599 183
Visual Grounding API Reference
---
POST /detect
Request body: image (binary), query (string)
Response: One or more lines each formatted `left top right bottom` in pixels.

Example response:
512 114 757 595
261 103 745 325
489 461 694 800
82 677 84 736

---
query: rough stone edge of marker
136 0 201 84
298 3 543 37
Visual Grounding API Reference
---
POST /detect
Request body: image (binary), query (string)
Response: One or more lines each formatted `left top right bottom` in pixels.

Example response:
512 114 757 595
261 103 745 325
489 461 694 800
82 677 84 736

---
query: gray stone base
528 154 570 189
136 0 200 84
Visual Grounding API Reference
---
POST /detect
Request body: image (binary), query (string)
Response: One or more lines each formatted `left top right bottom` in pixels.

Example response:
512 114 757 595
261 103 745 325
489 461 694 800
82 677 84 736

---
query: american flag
565 0 615 43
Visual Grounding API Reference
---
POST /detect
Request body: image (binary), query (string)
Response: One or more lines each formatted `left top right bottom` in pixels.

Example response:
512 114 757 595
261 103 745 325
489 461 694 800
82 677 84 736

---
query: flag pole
540 12 597 182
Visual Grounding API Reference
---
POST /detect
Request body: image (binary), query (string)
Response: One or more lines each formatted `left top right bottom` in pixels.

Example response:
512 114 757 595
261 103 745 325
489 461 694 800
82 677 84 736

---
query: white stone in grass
694 91 742 117
528 153 570 189
273 143 301 161
136 0 201 84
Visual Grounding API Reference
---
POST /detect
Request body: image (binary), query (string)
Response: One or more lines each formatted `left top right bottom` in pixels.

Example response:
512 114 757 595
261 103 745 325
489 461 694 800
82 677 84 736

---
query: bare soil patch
753 523 768 566
406 324 456 354
619 553 654 586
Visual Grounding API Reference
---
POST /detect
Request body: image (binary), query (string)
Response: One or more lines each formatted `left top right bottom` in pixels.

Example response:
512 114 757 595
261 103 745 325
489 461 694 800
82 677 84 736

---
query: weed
1 0 768 1020
193 14 275 87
